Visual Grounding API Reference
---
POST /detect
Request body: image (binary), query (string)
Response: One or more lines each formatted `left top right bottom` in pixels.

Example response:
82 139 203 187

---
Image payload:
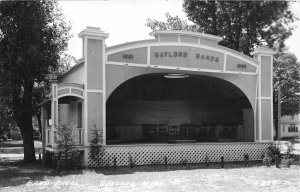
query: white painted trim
57 84 84 89
224 70 257 75
106 61 257 76
81 36 108 40
83 36 89 167
57 94 84 99
223 53 227 71
260 54 274 141
178 35 181 42
87 89 103 93
261 97 272 99
107 61 148 68
259 140 272 142
270 55 274 141
102 39 106 146
198 38 201 44
147 46 151 66
254 74 258 143
149 30 223 41
106 42 258 68
258 55 262 141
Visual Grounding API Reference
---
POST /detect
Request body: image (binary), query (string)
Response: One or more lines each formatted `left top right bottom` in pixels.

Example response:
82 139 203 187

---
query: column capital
250 46 276 56
78 26 109 39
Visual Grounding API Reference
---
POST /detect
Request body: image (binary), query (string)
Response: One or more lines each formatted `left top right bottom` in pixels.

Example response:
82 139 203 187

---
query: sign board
107 46 256 73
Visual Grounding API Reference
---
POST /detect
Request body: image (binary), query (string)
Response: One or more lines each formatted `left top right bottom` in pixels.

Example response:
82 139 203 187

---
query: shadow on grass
0 160 50 188
1 159 299 188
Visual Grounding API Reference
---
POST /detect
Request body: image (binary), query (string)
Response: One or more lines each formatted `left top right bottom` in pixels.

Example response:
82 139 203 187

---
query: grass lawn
0 162 299 192
0 140 42 149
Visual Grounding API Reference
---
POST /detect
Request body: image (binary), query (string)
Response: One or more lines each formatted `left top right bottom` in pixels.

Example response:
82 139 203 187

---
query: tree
273 53 300 120
146 12 200 32
0 100 14 139
0 1 71 162
183 0 297 55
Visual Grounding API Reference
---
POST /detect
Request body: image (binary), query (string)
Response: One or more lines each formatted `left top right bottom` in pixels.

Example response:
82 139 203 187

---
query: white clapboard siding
58 104 69 126
81 102 84 129
60 63 84 84
59 103 78 128
68 101 78 128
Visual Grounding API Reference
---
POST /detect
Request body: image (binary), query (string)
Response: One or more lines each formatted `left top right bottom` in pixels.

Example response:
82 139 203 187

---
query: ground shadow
1 159 299 188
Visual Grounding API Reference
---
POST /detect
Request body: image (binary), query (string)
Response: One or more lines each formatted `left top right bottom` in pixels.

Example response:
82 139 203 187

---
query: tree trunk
20 120 36 163
15 80 36 163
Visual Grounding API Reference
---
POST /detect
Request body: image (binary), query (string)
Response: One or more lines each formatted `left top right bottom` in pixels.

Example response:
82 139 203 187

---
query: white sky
59 0 300 61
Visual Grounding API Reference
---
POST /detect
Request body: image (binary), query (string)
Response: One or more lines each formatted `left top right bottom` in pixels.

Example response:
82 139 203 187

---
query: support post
79 27 109 167
50 79 58 147
251 46 275 142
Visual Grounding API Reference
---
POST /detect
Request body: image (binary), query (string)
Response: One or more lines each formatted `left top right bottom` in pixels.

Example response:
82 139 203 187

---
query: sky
59 0 300 61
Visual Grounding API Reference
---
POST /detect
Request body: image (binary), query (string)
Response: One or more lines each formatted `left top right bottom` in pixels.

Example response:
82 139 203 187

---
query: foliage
56 124 77 156
183 0 297 55
89 126 105 168
148 1 297 55
0 0 71 162
146 12 199 32
267 142 281 160
243 153 249 161
0 100 14 139
273 52 300 139
9 124 22 140
262 153 271 167
128 154 135 168
273 52 300 117
280 142 295 168
267 141 295 167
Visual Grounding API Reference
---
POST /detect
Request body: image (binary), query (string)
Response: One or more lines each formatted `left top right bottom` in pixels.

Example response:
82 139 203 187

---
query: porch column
251 46 275 142
50 79 59 146
79 27 109 167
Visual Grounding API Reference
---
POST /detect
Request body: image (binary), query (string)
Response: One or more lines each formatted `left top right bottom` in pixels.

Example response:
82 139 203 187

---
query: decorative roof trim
78 26 109 39
150 30 223 42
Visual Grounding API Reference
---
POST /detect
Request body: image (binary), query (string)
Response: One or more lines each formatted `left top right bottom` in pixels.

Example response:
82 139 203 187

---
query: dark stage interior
106 74 254 144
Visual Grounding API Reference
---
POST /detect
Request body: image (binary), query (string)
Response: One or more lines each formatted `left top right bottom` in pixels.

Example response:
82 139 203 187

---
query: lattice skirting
88 143 270 167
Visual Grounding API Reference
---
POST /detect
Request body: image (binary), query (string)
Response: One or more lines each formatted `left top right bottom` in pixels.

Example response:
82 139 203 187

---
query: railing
71 127 84 146
46 127 84 146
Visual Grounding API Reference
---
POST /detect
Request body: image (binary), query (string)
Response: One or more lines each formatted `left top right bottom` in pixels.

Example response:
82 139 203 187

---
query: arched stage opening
106 73 254 144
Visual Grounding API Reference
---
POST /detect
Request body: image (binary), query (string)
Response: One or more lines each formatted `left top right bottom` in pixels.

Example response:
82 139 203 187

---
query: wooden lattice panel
88 143 270 167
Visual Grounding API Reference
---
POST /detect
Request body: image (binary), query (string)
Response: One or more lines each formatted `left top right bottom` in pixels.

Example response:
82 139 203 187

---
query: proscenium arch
106 73 254 143
105 65 257 112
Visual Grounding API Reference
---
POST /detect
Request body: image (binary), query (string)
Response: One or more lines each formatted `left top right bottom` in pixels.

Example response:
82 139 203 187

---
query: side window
288 124 298 132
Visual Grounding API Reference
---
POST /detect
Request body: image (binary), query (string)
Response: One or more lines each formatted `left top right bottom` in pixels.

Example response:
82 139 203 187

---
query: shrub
89 125 105 168
267 141 295 167
281 142 295 167
267 142 281 161
56 125 77 158
10 125 22 140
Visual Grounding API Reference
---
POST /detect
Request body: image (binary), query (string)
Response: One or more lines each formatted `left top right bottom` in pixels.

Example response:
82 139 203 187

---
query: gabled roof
58 58 84 80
